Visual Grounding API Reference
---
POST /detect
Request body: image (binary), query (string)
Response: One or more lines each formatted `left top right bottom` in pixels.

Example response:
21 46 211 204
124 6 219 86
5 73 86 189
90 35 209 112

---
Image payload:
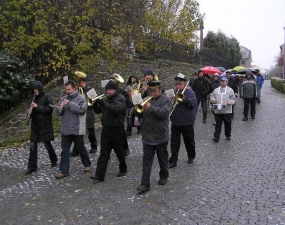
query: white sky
198 0 285 70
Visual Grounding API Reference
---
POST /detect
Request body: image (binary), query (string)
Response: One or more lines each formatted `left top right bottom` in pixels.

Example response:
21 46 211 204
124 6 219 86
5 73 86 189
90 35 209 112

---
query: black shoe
212 138 219 143
90 176 104 182
212 122 216 126
51 162 57 168
158 178 167 185
187 159 193 164
125 149 130 156
226 137 231 140
24 169 37 175
70 151 79 157
137 185 150 192
117 171 127 177
169 162 177 168
257 100 260 103
243 118 248 121
89 148 97 153
126 131 132 136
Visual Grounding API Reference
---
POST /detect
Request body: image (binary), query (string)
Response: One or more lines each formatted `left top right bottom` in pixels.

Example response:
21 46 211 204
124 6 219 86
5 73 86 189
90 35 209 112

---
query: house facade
240 46 252 68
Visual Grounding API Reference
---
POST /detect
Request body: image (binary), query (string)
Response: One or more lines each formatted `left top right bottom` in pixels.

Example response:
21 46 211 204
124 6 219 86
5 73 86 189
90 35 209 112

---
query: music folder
132 93 143 105
86 88 97 99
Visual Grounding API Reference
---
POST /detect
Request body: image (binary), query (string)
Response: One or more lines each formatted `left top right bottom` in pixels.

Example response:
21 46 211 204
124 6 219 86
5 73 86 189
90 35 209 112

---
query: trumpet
134 96 152 113
87 94 107 106
169 81 189 116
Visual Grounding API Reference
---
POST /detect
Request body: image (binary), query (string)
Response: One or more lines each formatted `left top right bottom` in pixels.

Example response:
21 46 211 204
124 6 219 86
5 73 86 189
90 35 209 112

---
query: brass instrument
134 96 152 113
169 81 190 117
87 94 107 106
25 93 36 125
74 71 86 95
113 73 124 83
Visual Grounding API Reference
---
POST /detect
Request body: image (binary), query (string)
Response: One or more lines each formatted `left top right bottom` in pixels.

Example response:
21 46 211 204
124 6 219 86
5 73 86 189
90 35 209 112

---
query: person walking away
55 80 91 179
225 71 238 118
70 77 98 157
210 77 236 142
240 70 258 121
168 73 197 168
255 69 264 103
135 81 172 193
90 80 127 182
24 81 58 175
192 70 210 123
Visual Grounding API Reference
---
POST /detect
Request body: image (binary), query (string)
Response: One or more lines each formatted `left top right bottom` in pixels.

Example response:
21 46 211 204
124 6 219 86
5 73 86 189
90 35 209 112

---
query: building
240 46 252 68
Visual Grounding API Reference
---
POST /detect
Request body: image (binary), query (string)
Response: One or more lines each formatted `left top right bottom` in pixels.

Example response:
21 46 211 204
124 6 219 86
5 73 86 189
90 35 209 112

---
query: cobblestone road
1 80 285 225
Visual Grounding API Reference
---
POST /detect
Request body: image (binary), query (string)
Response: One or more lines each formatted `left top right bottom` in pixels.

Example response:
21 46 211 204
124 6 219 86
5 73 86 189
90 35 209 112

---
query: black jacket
192 77 210 100
210 79 220 93
30 81 54 142
227 77 238 93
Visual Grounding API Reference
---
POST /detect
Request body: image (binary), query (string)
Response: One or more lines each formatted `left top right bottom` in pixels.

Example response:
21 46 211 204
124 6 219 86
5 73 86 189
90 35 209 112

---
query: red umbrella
200 66 222 75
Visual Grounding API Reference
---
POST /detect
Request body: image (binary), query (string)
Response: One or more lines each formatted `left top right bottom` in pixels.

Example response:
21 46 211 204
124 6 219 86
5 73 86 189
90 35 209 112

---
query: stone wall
0 58 198 147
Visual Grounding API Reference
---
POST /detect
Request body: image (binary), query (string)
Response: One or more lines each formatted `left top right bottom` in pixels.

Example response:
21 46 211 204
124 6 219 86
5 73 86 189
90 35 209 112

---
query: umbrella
232 66 245 71
200 66 222 75
236 68 257 75
216 67 226 72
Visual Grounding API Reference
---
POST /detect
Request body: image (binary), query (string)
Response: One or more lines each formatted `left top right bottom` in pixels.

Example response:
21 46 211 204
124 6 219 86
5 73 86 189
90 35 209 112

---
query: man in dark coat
189 72 198 89
192 70 210 123
225 71 238 118
24 81 58 175
70 77 98 157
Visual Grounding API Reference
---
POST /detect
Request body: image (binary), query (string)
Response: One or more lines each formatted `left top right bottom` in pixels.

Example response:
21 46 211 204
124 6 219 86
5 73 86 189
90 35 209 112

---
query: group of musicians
24 69 199 193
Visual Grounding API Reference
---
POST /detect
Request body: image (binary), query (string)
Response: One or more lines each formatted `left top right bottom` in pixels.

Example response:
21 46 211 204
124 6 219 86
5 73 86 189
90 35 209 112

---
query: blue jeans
257 87 262 101
60 135 91 174
195 99 207 120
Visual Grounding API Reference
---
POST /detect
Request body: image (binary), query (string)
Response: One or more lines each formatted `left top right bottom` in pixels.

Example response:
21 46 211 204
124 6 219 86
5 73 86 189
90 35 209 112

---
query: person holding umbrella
225 71 238 119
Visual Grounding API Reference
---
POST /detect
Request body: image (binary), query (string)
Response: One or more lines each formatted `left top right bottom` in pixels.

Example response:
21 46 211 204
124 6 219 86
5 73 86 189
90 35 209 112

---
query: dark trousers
169 125 195 164
243 98 256 118
60 135 91 174
73 127 97 152
195 98 207 120
95 129 127 180
141 142 169 187
28 141 58 170
214 114 232 140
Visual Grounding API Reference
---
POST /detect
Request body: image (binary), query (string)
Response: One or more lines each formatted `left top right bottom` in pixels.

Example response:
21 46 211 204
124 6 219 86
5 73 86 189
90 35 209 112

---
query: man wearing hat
169 73 197 168
225 71 238 118
192 69 210 123
210 77 236 142
136 80 172 193
70 77 98 157
90 80 127 182
189 72 198 89
240 70 258 121
140 69 159 98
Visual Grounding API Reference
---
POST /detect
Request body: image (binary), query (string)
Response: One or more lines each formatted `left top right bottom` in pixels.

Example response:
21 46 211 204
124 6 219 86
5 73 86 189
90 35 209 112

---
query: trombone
87 94 107 106
134 96 152 113
74 71 86 95
169 81 190 116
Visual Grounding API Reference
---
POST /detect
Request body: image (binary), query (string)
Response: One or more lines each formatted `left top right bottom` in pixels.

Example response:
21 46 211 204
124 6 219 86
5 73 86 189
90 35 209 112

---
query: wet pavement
1 80 285 225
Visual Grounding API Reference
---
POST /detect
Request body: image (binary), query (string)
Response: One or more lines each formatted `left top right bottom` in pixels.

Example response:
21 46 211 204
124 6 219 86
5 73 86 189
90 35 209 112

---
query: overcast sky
198 0 285 71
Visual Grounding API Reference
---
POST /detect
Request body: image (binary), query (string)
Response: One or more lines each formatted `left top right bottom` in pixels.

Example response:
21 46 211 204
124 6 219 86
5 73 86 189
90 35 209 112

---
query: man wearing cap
90 80 127 182
189 72 198 89
255 69 264 103
210 77 236 142
225 71 238 119
136 80 172 193
192 70 210 123
240 70 258 121
140 69 160 98
55 80 91 179
169 73 197 168
70 77 98 157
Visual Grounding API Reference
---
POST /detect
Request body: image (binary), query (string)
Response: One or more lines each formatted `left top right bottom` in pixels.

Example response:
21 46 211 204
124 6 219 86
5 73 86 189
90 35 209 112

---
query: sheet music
86 88 97 99
101 80 109 88
63 76 68 84
132 93 143 105
165 89 175 98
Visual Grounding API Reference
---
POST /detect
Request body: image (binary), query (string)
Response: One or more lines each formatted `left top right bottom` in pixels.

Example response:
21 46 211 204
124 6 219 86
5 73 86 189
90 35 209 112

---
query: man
210 73 220 126
169 74 197 168
140 69 157 98
125 74 141 136
189 72 198 88
55 80 91 179
70 77 98 157
255 69 264 103
24 81 58 175
90 80 127 182
240 70 258 121
210 77 236 142
225 71 238 118
192 69 210 123
136 80 172 193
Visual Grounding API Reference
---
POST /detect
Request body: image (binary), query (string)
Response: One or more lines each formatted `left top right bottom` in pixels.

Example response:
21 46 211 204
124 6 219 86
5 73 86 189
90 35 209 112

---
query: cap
174 73 187 82
225 71 231 74
197 69 203 74
105 80 117 90
108 75 115 79
246 70 252 75
192 72 198 76
144 69 154 77
148 80 161 90
213 73 219 76
220 77 228 81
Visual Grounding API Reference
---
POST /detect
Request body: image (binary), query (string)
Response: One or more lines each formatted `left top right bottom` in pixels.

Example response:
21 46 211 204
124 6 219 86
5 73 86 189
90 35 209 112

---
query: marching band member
90 80 127 182
168 74 197 168
55 80 91 179
136 80 172 193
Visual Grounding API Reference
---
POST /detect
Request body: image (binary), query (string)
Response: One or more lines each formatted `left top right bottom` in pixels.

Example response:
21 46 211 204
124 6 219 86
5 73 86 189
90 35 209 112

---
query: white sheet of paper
63 76 68 84
101 80 109 88
132 93 143 105
165 89 175 98
86 88 97 99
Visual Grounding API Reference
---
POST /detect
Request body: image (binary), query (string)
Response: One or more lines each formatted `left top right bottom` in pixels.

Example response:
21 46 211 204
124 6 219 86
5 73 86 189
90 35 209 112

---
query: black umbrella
215 67 226 72
236 68 257 75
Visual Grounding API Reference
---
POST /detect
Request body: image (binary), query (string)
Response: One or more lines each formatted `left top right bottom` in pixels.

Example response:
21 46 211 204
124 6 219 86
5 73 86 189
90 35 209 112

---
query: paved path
1 80 285 225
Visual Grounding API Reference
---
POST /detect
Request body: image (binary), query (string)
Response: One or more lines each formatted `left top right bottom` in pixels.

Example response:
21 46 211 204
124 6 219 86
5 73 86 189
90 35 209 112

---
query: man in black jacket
90 80 127 182
225 71 238 118
24 81 58 175
70 77 98 157
192 70 210 123
169 74 197 168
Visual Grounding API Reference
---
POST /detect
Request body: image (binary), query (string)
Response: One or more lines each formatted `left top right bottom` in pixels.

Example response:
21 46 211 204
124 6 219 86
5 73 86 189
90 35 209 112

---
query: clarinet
25 93 36 125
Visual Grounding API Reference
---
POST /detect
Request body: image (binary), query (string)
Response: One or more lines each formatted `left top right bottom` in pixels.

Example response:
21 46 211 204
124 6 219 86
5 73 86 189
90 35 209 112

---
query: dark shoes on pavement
117 171 127 177
169 162 177 168
187 159 193 164
55 173 69 179
202 119 207 123
24 169 37 176
89 148 97 153
243 118 248 121
137 185 150 193
212 138 219 143
226 137 231 140
158 178 167 185
51 162 58 168
90 176 104 182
